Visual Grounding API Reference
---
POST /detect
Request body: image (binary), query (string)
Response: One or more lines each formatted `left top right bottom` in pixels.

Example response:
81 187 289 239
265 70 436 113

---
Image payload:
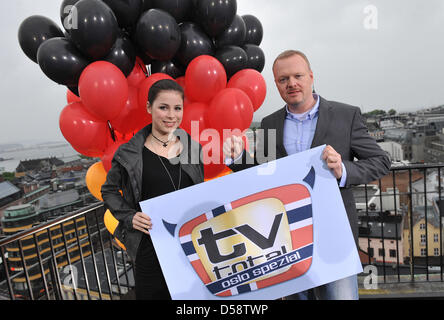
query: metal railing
357 163 444 286
2 163 444 300
0 203 133 300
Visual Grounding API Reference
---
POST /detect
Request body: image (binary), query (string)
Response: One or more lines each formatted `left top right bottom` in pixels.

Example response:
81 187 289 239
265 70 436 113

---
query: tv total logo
178 175 315 297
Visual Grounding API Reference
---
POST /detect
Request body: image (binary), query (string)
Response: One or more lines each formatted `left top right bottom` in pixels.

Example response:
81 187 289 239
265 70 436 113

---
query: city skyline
1 0 444 145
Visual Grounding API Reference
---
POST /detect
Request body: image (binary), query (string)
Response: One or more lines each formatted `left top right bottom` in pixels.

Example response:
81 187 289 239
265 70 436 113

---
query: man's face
273 55 314 110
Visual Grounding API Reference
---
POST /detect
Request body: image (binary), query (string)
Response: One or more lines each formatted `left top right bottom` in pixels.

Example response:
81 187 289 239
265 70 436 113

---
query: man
223 50 391 300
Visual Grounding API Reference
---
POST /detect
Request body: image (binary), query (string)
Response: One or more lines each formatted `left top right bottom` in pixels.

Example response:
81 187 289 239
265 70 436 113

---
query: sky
1 0 444 145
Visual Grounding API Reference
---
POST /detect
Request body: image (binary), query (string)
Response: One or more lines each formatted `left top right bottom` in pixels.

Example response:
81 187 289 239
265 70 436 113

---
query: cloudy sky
1 0 444 145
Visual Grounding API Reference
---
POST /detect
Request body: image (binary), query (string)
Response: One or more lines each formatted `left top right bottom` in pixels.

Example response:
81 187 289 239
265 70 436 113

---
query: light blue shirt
284 94 347 187
283 94 320 154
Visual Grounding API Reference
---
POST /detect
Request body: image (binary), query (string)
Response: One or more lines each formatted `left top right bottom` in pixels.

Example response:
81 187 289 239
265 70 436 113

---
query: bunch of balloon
18 0 267 247
182 54 266 180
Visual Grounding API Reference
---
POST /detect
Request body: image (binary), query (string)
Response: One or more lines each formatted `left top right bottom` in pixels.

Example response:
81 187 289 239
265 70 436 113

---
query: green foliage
388 109 397 115
363 109 387 117
1 172 15 181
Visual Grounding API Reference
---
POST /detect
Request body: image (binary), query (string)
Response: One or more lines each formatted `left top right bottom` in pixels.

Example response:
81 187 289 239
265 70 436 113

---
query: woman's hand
132 212 152 235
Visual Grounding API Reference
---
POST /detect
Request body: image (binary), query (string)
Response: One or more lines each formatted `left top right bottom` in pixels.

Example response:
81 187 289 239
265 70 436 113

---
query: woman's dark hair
147 79 184 105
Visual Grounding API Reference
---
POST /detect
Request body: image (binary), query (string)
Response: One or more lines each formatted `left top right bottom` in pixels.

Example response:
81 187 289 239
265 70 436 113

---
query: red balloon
176 76 185 89
59 102 109 157
102 140 127 172
228 69 267 111
207 88 254 134
67 89 81 104
201 139 226 180
181 101 208 142
79 61 129 121
136 56 148 74
110 87 152 134
204 163 227 180
105 129 134 150
185 55 227 103
127 57 148 87
137 73 174 109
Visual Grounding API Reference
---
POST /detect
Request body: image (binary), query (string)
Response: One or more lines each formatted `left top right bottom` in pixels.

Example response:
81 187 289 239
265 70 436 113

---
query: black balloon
69 0 119 60
102 0 143 31
152 0 193 23
68 86 80 97
104 35 136 77
135 9 181 61
214 45 247 79
194 0 237 37
151 60 184 78
37 37 89 86
176 22 214 68
215 14 246 48
141 0 153 11
18 15 65 63
243 44 265 73
136 48 153 66
242 14 263 46
60 0 81 32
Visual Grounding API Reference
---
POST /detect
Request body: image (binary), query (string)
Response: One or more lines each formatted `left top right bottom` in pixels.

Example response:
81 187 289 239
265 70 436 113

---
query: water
0 143 79 172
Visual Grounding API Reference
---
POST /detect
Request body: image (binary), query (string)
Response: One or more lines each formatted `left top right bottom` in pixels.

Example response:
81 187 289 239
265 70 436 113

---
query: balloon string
138 61 149 77
108 121 116 142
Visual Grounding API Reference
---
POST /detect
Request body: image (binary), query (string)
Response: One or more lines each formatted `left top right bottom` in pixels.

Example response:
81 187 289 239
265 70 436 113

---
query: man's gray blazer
229 96 391 245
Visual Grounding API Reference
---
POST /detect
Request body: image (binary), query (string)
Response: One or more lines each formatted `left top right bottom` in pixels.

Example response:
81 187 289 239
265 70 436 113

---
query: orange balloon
204 166 232 181
85 161 107 201
104 209 126 250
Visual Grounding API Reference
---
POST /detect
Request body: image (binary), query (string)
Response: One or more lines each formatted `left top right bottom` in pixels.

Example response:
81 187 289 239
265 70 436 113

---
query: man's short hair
272 50 312 71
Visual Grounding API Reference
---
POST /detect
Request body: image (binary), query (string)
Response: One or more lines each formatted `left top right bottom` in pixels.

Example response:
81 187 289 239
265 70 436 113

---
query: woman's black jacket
101 124 204 261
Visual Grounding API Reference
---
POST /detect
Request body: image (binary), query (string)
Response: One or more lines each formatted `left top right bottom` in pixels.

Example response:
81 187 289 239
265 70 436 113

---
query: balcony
1 163 444 300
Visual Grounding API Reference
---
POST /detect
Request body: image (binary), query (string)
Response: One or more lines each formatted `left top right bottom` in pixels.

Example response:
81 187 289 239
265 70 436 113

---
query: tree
1 172 15 181
363 109 387 117
388 109 397 116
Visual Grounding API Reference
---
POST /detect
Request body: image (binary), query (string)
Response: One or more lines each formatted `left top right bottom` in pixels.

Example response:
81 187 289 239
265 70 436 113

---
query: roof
0 181 21 200
412 205 440 228
16 157 64 172
366 222 402 239
38 189 80 210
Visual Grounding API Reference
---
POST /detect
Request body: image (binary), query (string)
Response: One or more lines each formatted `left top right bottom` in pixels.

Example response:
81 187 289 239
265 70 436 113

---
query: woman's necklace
152 132 173 147
157 154 181 191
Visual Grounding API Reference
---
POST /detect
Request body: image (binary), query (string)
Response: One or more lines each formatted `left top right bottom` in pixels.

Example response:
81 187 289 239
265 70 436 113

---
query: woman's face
147 90 183 136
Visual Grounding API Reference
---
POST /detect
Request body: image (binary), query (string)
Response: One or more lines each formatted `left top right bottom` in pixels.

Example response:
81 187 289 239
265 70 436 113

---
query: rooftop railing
1 163 444 300
0 202 133 300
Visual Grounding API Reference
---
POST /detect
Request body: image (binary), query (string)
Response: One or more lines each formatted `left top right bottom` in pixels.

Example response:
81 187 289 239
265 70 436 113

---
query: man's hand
223 136 244 160
132 212 152 235
322 145 343 179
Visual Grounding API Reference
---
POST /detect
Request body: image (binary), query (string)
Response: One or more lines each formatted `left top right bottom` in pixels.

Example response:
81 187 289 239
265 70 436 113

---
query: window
434 248 440 256
434 234 439 243
420 223 426 230
378 249 385 257
420 234 426 245
421 248 427 256
368 247 374 257
389 250 397 258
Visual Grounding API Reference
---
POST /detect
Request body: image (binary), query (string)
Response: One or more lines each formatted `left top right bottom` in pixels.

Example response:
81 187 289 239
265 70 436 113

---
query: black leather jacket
101 124 204 261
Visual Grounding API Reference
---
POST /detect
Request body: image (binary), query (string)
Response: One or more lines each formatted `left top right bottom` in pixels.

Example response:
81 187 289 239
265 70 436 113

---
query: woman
101 79 204 300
